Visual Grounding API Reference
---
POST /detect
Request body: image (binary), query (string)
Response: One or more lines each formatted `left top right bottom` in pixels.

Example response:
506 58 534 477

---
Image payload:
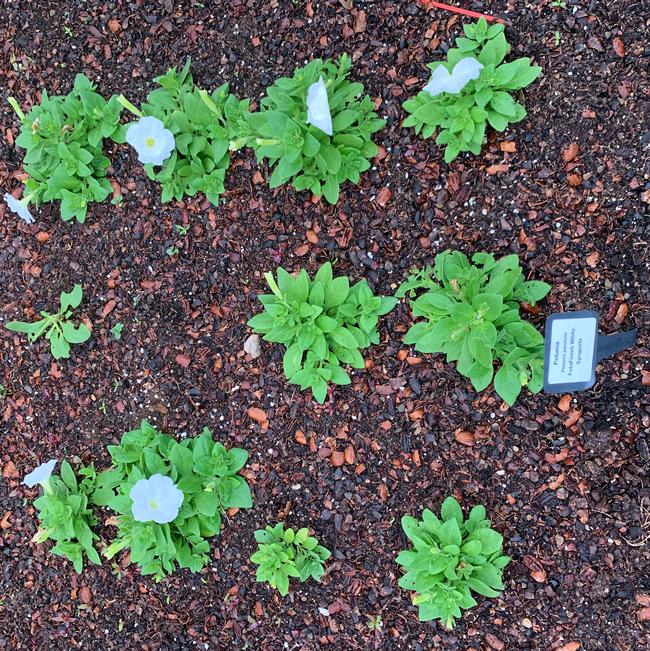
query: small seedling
174 224 190 236
251 524 331 596
6 284 91 359
110 323 124 340
166 246 179 257
554 31 561 46
367 614 383 630
98 401 107 415
551 0 567 8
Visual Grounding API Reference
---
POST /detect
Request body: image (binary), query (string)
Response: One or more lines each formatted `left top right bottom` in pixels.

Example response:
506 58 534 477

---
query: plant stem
116 94 143 118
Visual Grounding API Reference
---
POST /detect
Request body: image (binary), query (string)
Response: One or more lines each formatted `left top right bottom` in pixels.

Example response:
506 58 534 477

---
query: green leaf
61 322 91 344
60 285 83 311
440 496 463 525
169 443 194 476
49 329 71 359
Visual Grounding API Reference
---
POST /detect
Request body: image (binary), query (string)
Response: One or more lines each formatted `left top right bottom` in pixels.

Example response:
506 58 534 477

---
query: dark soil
1 1 648 650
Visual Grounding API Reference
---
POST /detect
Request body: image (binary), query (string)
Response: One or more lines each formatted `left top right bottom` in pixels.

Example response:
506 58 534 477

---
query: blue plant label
543 311 598 392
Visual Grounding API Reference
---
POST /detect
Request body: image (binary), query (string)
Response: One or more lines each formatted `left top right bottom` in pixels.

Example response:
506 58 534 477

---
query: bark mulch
0 1 648 649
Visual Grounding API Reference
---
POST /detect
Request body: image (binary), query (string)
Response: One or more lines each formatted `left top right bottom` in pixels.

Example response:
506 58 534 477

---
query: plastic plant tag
306 76 333 136
543 310 637 393
423 57 484 96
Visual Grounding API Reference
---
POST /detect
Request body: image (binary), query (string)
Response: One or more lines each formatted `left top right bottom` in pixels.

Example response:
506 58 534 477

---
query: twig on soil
621 497 650 547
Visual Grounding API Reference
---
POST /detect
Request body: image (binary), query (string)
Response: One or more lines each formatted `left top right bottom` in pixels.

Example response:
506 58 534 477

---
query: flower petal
23 459 57 488
131 499 158 523
4 192 34 224
306 77 333 136
423 65 453 97
129 478 152 503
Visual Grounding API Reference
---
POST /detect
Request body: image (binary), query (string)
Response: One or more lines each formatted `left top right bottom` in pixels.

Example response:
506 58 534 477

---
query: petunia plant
94 420 253 581
118 58 250 205
397 250 550 405
402 18 542 162
8 74 124 222
5 284 91 360
247 262 397 403
244 53 385 204
396 497 510 628
25 459 102 573
251 524 331 596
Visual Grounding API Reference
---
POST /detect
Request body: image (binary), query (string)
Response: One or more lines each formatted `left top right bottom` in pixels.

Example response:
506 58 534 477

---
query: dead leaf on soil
454 430 475 446
557 395 572 412
2 461 18 479
331 450 345 467
614 302 628 324
562 142 579 162
585 250 600 267
486 164 510 175
556 644 581 651
376 186 391 207
612 37 625 57
247 407 267 423
563 410 582 427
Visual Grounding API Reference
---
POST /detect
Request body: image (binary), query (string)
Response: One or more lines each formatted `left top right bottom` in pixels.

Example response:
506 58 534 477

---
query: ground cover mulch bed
0 0 648 649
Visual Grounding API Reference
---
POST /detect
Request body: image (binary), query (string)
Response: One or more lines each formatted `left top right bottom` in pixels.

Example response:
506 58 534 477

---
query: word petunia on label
129 474 184 524
4 192 35 224
23 459 57 488
125 116 175 166
423 57 484 97
306 77 333 136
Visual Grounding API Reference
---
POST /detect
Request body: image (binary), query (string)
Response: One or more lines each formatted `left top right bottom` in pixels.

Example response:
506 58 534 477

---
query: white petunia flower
306 77 333 136
4 192 35 224
423 57 484 97
130 474 184 524
125 116 175 166
24 459 57 488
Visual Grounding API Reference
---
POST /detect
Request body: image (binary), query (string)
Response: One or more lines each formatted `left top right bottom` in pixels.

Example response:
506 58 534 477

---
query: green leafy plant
397 250 550 405
396 497 510 628
251 523 331 596
5 284 91 360
32 462 102 573
402 18 541 162
245 54 385 204
8 74 124 222
95 420 253 580
119 58 250 204
247 262 397 403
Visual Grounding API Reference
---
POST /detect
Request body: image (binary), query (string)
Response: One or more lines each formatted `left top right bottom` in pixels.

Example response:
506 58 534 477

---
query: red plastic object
419 0 504 24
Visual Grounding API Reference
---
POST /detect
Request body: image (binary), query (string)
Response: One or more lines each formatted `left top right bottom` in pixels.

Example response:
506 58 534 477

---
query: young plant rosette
94 420 253 580
25 459 102 573
396 497 510 628
8 74 124 223
251 524 331 596
403 18 541 162
245 53 385 204
118 58 250 205
397 250 550 406
247 262 397 403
